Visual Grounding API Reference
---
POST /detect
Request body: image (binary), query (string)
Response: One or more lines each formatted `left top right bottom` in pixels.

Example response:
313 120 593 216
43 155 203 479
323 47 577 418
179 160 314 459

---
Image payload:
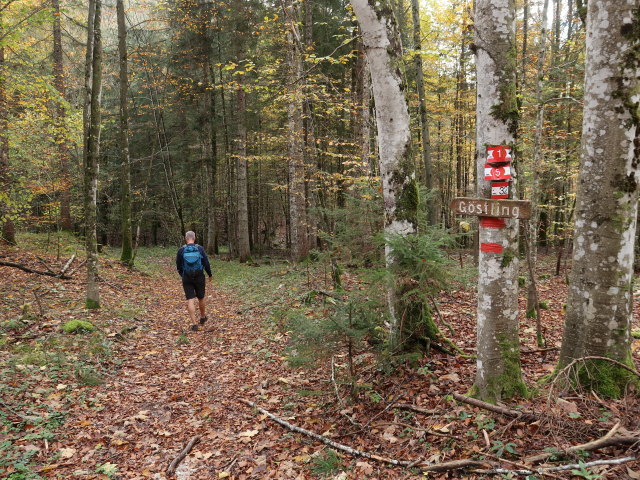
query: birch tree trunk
83 0 101 309
285 0 308 263
557 0 640 397
116 0 133 265
473 0 526 402
349 0 418 349
52 0 72 232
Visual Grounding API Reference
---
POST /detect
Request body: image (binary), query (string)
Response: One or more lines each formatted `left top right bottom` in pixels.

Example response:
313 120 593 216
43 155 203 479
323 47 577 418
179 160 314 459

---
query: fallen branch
67 259 87 277
452 392 538 422
35 256 56 274
521 347 558 354
394 403 438 415
525 422 639 464
243 399 494 473
478 455 638 476
60 254 76 275
166 435 200 476
0 260 72 280
243 399 415 467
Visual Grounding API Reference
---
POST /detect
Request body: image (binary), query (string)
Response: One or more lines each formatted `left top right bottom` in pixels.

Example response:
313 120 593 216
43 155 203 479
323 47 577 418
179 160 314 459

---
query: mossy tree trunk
557 0 640 398
83 0 101 309
472 0 526 402
349 0 419 349
117 0 133 265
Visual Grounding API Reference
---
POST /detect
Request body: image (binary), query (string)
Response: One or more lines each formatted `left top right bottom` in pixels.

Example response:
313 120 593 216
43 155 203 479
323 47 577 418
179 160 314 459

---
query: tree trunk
472 0 526 402
285 0 308 263
349 0 418 349
525 0 550 345
83 0 101 309
557 0 640 397
205 65 218 255
235 84 250 262
411 0 434 223
52 0 72 232
116 0 133 265
0 19 15 245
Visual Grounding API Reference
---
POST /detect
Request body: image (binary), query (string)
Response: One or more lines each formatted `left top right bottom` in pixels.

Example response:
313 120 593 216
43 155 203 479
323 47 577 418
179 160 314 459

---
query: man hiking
176 231 212 331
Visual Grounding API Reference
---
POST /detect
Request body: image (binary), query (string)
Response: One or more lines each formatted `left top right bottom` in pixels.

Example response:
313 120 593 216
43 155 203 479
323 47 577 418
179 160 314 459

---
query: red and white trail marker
491 182 510 199
484 165 511 181
486 145 512 165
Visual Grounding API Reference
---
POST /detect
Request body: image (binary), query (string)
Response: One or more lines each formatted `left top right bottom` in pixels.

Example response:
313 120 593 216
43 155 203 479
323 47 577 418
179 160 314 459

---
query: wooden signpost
450 197 531 219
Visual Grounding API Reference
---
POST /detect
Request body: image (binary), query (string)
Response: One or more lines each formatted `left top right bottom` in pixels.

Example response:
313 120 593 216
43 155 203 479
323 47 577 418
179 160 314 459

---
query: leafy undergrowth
0 239 638 479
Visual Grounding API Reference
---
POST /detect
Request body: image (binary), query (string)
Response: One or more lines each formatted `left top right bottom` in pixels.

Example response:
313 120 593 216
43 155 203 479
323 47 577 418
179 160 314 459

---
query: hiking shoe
199 316 208 325
190 324 199 332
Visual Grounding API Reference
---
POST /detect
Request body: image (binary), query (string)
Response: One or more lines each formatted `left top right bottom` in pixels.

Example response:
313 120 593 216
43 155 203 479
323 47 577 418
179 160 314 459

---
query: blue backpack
182 244 203 276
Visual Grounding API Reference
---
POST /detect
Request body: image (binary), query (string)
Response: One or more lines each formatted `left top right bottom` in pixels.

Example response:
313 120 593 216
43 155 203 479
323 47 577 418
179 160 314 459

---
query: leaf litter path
61 258 310 479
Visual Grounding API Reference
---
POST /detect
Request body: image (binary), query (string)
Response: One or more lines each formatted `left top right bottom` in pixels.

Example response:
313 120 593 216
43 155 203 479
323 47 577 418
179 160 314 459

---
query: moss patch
481 336 528 403
62 320 96 334
85 298 100 310
576 357 639 399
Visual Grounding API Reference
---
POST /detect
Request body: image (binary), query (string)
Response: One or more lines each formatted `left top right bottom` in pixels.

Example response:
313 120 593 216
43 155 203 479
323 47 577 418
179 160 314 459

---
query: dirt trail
61 258 305 479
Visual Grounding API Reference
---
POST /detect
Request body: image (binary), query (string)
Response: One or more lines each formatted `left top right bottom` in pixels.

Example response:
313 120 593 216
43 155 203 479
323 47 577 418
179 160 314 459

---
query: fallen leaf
356 461 374 474
58 447 75 459
238 429 259 438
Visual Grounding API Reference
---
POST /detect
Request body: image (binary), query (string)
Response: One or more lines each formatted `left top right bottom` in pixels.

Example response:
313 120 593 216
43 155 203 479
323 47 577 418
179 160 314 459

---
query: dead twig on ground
242 399 493 472
166 435 200 476
394 403 438 415
60 254 76 275
524 422 639 464
452 392 538 422
33 289 45 316
0 260 72 279
331 356 360 426
478 455 638 476
66 259 86 277
35 256 56 274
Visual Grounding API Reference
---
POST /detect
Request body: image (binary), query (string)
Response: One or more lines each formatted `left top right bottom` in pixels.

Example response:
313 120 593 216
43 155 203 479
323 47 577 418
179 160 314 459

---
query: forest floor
1 235 639 480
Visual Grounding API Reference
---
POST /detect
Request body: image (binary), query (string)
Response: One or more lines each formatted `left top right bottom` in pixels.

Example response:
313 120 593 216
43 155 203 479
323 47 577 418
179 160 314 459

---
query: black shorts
182 272 206 300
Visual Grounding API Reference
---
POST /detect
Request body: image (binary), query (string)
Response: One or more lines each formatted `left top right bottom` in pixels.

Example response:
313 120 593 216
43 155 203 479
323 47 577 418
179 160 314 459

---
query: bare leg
198 298 206 318
186 299 198 325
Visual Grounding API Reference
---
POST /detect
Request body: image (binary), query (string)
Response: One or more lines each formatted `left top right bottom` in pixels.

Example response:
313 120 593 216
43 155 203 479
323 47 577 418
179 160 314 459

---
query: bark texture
83 0 101 308
0 24 15 245
473 0 525 402
411 0 433 212
349 0 417 348
558 0 640 397
235 85 250 263
52 0 72 231
286 1 308 263
117 0 133 264
526 0 550 345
